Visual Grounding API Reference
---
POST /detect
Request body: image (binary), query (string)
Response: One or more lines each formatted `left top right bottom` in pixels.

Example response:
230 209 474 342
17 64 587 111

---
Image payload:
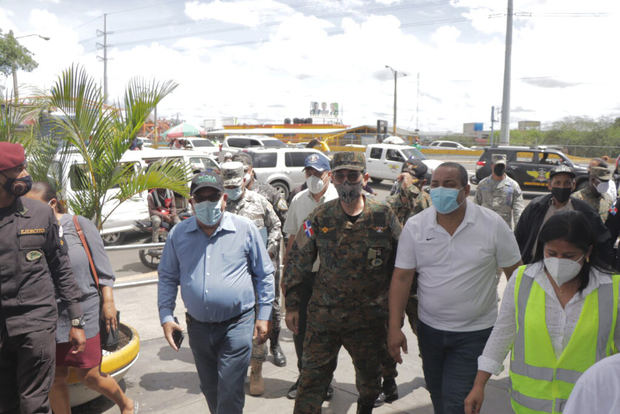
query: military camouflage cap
402 157 428 177
331 151 366 171
221 161 244 187
491 154 507 165
549 164 575 179
191 169 224 195
591 165 613 181
232 152 253 169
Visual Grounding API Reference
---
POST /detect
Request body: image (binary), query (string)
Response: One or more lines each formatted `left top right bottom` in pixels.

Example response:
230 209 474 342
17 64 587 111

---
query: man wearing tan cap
573 159 615 221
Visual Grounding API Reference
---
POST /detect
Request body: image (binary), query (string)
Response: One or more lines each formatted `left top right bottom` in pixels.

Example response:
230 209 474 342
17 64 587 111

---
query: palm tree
46 64 190 229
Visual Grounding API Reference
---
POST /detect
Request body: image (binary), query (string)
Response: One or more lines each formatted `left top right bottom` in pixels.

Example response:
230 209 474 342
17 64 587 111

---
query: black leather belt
186 307 253 326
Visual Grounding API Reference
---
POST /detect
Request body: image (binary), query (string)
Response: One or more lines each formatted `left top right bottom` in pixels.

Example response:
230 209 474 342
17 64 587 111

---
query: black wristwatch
71 316 85 329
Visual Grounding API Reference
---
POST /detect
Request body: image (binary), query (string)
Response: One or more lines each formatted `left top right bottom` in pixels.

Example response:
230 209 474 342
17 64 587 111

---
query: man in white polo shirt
282 153 338 400
387 162 522 414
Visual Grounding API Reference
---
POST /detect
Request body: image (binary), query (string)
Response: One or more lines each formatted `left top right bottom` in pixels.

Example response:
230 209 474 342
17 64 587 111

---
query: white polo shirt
395 200 521 332
283 183 339 236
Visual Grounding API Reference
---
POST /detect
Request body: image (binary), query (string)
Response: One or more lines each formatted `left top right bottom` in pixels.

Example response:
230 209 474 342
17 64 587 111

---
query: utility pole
385 65 407 136
415 72 420 131
97 13 109 103
489 106 497 147
153 105 158 144
500 0 513 145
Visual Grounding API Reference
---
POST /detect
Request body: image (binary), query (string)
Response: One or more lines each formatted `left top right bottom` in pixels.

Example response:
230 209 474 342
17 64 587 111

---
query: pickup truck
365 143 442 183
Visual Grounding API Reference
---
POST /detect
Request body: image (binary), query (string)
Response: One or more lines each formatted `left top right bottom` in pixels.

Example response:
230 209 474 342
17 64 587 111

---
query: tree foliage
0 30 38 77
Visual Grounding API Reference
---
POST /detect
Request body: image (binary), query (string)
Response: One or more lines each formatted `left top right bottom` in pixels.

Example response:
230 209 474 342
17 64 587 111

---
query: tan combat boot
249 360 265 396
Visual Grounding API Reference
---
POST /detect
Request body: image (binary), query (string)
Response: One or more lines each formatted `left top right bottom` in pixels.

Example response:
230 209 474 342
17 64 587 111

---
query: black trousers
0 321 56 414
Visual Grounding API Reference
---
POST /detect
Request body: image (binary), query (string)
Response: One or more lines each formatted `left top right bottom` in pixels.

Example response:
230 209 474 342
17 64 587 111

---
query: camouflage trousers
294 306 386 413
252 253 281 362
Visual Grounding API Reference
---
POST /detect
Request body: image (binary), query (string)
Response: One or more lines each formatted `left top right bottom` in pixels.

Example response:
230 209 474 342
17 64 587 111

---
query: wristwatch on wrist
71 316 85 329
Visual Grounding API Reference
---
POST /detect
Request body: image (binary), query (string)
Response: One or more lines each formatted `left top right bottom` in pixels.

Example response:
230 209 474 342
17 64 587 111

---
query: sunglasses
194 192 222 203
333 170 362 183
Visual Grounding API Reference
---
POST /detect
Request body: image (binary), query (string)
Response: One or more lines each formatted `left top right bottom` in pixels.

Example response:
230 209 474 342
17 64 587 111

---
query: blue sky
2 0 619 132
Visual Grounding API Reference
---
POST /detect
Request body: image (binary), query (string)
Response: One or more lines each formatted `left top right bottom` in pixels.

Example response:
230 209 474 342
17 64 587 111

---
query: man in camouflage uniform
221 161 282 396
232 152 288 367
386 158 432 225
283 152 401 414
474 153 525 229
573 161 615 222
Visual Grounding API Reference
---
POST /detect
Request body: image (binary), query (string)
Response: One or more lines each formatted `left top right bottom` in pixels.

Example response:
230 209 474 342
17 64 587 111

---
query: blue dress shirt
158 212 275 324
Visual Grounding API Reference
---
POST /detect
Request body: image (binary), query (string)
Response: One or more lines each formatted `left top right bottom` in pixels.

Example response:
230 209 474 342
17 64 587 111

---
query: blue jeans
417 321 492 414
186 309 255 414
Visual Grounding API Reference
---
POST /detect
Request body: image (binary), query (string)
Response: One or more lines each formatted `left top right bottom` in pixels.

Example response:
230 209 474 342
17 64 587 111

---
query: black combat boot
356 402 374 414
270 331 287 367
382 377 398 403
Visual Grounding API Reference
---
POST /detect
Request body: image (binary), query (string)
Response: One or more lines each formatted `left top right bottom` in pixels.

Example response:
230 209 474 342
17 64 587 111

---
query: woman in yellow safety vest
464 210 619 414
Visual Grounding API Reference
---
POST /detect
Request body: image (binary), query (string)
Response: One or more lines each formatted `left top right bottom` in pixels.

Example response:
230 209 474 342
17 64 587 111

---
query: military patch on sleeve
303 220 314 237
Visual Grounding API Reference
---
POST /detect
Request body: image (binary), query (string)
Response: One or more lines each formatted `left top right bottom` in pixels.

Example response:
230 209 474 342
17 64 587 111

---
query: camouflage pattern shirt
573 185 614 222
474 175 525 229
226 189 282 257
251 180 288 224
283 197 401 314
386 184 432 225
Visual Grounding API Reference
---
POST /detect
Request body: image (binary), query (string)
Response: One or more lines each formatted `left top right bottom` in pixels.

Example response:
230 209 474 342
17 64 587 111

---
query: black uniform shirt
0 197 82 336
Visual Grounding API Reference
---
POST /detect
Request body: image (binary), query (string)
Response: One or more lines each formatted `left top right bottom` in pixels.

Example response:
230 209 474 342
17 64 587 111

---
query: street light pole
8 33 50 101
500 0 513 145
385 65 407 136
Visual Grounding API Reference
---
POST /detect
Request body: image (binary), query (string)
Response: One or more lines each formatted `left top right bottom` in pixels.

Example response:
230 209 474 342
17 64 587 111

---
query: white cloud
185 0 295 27
375 0 401 5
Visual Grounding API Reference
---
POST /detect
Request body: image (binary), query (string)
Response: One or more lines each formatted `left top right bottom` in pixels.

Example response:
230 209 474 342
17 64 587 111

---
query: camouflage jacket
226 189 282 256
386 184 432 225
474 175 525 229
252 180 288 224
283 197 401 313
573 186 614 222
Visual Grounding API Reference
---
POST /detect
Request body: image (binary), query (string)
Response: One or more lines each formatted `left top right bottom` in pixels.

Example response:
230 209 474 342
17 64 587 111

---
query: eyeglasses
333 170 362 183
305 168 324 178
194 192 222 203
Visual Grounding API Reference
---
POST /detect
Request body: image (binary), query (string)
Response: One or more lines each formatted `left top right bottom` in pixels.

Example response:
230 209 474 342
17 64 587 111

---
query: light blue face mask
430 186 463 214
225 186 243 201
194 199 223 226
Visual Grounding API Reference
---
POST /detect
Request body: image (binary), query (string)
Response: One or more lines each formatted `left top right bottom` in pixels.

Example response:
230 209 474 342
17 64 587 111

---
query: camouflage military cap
591 165 613 181
549 164 575 179
232 152 253 169
331 151 365 171
402 157 428 177
191 169 224 195
221 161 244 187
491 154 507 165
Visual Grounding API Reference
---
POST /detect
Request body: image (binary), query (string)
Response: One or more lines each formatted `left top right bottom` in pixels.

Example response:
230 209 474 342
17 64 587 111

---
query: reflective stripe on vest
509 265 619 413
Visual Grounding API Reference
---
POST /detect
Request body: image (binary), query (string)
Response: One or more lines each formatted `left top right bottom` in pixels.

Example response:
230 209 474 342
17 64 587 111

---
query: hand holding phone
172 317 184 349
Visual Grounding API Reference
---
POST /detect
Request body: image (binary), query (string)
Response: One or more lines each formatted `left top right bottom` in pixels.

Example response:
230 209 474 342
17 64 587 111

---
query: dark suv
471 146 589 191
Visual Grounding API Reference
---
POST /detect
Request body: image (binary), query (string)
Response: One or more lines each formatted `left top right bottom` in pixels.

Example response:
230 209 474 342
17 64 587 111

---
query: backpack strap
72 215 99 289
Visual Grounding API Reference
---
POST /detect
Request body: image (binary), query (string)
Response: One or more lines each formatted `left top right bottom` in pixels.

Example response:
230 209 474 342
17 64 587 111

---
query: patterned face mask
335 181 362 204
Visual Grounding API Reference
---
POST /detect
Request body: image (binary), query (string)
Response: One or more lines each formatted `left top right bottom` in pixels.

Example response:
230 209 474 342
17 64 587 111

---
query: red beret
0 142 26 171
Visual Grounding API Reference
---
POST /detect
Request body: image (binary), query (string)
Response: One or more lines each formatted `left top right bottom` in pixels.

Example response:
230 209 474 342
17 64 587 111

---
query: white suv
246 148 329 199
222 135 288 150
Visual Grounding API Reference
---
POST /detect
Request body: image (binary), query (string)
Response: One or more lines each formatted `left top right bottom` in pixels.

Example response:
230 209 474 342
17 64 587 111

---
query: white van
365 143 442 183
49 148 219 244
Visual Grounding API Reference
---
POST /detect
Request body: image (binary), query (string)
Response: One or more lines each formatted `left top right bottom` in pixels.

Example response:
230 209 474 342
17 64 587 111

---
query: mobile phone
172 317 184 349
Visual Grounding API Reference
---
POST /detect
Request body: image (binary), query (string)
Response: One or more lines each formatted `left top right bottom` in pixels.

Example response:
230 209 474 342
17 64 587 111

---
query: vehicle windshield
401 147 426 160
262 139 287 148
191 139 215 147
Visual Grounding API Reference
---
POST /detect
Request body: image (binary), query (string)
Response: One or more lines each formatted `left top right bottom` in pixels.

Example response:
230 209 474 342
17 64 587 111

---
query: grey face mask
335 181 362 204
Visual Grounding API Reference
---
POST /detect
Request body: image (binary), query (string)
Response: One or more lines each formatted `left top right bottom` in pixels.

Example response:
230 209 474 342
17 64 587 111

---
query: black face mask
551 187 572 203
493 164 506 176
2 174 33 197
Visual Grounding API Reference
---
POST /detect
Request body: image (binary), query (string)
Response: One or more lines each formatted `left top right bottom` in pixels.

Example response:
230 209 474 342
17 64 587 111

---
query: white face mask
596 181 610 195
306 175 325 194
544 255 584 286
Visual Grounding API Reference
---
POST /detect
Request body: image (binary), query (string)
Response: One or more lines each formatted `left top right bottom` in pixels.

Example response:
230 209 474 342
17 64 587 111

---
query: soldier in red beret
0 142 85 414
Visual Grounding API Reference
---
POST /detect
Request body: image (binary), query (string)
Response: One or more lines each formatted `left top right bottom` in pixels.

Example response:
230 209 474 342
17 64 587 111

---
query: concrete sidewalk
74 276 512 414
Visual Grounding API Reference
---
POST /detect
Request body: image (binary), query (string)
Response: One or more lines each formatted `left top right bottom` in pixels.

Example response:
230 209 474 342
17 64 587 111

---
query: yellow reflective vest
509 265 619 413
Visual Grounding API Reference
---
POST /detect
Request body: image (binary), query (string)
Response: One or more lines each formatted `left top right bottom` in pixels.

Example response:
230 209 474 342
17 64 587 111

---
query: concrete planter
68 323 140 407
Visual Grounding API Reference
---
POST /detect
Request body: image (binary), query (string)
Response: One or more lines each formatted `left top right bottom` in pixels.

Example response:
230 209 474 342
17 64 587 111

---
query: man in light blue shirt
158 169 275 414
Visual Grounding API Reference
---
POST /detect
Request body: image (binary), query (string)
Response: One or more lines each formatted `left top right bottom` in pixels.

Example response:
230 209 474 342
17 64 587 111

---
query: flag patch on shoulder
303 220 314 237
